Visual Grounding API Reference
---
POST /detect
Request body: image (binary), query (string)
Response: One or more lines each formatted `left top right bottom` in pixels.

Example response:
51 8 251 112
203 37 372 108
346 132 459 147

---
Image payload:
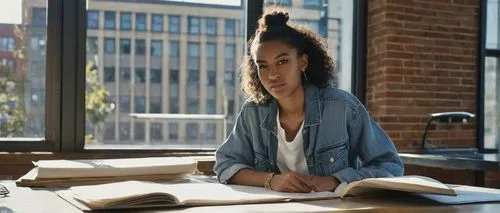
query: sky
0 0 240 25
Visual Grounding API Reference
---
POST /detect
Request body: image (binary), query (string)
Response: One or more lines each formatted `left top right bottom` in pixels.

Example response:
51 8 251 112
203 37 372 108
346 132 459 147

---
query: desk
2 180 500 213
399 153 500 186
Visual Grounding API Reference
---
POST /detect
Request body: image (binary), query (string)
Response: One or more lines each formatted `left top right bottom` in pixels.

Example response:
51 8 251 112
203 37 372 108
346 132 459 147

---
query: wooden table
2 180 500 213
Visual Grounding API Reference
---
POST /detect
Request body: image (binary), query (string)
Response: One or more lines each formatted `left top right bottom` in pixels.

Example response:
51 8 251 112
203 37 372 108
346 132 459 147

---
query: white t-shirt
276 110 309 175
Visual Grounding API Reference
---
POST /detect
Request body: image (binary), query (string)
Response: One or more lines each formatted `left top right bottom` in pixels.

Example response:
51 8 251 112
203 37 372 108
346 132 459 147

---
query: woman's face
253 40 308 100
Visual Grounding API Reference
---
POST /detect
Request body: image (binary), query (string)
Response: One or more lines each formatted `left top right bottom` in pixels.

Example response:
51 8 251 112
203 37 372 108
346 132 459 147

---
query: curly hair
240 7 336 104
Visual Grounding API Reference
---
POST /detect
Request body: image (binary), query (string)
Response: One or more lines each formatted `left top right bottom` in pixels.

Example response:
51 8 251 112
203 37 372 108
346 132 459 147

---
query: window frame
1 0 366 153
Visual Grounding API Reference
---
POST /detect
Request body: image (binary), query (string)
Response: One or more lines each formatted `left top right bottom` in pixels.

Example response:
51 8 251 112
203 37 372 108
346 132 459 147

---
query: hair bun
263 10 289 28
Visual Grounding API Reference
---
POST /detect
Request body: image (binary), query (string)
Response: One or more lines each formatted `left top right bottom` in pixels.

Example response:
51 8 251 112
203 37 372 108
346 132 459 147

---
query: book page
418 185 500 204
34 157 197 178
340 175 455 197
62 181 338 209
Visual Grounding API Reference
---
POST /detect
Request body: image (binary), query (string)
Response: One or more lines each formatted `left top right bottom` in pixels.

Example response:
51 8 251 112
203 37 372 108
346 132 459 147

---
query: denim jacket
214 84 404 184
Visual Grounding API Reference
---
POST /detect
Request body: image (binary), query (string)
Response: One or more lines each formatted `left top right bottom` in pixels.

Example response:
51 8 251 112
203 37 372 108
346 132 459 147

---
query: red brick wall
365 0 489 185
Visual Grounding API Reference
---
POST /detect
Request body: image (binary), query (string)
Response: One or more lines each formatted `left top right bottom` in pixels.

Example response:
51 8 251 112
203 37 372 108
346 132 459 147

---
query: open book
16 157 198 187
56 175 459 211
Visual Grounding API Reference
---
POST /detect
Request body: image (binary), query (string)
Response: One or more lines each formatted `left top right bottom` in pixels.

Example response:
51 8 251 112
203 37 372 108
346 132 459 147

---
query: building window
120 39 131 55
135 96 145 113
32 7 46 27
304 0 321 7
186 123 199 141
168 123 179 140
119 122 130 141
169 69 179 84
151 14 163 32
134 122 145 142
206 18 217 35
119 95 130 113
135 13 146 31
103 122 115 140
135 39 146 55
205 123 216 140
206 99 216 114
135 68 146 83
120 67 131 81
151 40 163 56
188 16 200 34
151 123 163 141
120 12 132 31
224 44 235 59
206 43 216 58
86 37 98 54
207 71 216 86
150 97 162 113
87 10 99 29
104 38 115 54
224 19 235 36
104 11 116 30
104 67 115 83
188 43 200 58
169 41 179 57
151 69 162 84
268 0 291 6
169 15 180 33
169 97 179 113
0 37 15 52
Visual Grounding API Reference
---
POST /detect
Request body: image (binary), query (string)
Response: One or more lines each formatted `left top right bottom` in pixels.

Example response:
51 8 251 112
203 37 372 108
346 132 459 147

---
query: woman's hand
270 172 313 193
297 175 340 192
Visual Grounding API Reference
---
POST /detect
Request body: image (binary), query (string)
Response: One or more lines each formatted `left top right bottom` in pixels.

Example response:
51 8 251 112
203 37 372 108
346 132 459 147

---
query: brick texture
366 0 490 186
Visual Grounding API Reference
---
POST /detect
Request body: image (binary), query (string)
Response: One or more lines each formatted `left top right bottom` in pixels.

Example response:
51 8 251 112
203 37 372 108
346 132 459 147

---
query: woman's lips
270 83 286 91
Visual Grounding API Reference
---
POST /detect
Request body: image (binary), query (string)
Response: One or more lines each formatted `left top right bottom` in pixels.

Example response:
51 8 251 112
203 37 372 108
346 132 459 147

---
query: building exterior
22 0 343 147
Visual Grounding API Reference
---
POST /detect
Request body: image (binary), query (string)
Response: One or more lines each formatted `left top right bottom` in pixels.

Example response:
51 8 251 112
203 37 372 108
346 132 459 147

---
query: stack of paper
16 157 197 187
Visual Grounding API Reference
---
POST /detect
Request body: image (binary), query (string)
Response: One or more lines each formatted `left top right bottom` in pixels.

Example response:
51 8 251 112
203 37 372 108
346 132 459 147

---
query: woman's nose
268 67 280 80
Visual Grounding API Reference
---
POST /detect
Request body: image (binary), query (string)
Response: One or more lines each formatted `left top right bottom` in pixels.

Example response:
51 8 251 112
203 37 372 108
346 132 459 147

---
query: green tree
0 65 26 137
85 61 115 143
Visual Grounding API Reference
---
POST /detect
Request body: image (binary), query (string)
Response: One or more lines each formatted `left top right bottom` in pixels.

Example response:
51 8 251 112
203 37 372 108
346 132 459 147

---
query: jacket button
330 157 335 163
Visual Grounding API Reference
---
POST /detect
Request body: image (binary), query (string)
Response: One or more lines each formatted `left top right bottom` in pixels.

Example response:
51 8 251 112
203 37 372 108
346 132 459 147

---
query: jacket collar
260 83 322 135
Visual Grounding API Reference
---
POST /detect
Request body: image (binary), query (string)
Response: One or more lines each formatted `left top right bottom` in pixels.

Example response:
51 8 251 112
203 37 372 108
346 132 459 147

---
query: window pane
120 12 131 31
151 40 163 56
265 1 353 90
1 2 47 139
487 0 499 49
151 14 163 32
135 13 146 32
188 16 200 34
120 39 131 54
169 15 180 33
484 57 500 149
206 18 217 35
135 39 145 55
87 10 99 29
86 0 244 149
104 11 115 30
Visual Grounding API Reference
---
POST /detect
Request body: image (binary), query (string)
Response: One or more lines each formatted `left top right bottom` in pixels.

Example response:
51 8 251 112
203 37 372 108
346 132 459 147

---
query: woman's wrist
264 172 276 190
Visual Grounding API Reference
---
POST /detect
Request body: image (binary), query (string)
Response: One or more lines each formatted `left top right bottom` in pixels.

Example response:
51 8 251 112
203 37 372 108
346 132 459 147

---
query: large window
0 2 47 142
120 12 132 31
135 13 146 32
485 0 500 150
0 0 359 151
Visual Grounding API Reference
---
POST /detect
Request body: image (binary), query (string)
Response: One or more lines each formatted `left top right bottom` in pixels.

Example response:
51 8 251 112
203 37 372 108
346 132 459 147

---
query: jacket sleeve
214 105 255 184
333 101 404 183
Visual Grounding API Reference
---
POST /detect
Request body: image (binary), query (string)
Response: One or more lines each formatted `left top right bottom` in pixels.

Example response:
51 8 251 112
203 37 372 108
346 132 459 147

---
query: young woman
214 9 403 193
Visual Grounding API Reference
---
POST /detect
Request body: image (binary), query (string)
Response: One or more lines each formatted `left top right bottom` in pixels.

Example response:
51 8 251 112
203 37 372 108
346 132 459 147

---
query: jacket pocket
315 137 349 176
254 151 271 172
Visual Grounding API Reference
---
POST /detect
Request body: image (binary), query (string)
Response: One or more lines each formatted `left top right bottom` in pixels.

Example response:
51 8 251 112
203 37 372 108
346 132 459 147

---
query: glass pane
85 0 245 149
1 1 46 139
264 0 353 91
484 57 500 149
487 0 499 49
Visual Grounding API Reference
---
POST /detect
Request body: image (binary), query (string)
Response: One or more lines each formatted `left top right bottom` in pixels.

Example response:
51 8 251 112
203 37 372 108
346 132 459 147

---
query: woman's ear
299 54 308 72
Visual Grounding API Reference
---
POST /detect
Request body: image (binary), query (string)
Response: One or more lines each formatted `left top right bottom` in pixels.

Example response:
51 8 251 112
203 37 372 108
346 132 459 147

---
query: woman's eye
277 59 288 65
258 65 267 70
